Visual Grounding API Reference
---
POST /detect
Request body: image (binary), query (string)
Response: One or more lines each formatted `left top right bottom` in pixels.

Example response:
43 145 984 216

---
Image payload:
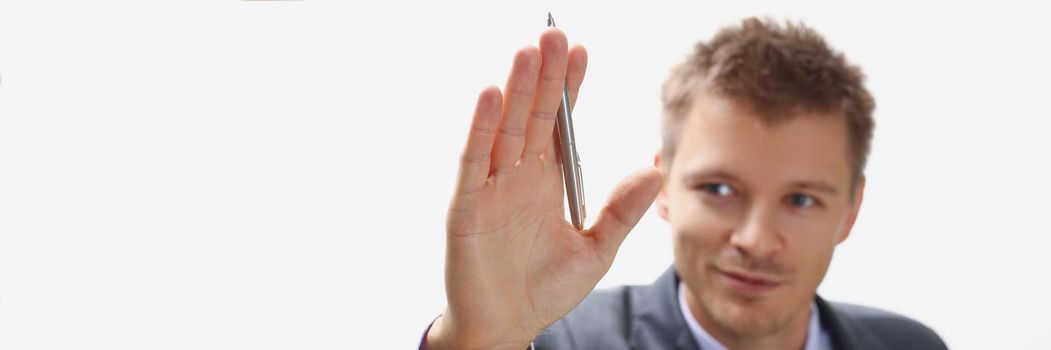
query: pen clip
574 151 585 220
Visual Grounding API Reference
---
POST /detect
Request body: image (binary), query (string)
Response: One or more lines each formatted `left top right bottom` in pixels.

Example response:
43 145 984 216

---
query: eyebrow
681 169 741 185
790 181 840 196
682 168 841 196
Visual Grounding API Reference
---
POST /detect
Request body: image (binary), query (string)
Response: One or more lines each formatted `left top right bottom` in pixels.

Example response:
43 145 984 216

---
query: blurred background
1 1 1048 348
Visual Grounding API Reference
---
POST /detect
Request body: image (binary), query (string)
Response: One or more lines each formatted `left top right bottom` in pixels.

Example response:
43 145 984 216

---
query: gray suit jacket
533 267 947 350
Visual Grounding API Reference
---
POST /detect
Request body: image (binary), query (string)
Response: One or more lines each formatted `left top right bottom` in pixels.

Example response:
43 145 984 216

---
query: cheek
780 209 850 248
792 241 837 291
780 219 842 287
670 195 739 265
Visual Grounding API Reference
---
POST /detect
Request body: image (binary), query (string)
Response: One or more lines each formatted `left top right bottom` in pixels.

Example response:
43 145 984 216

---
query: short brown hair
661 17 875 185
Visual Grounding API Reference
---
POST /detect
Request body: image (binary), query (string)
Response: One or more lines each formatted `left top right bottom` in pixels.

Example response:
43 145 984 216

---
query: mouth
715 267 783 296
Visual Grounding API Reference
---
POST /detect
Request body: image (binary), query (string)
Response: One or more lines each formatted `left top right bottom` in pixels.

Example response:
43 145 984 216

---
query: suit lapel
628 267 701 350
815 295 878 350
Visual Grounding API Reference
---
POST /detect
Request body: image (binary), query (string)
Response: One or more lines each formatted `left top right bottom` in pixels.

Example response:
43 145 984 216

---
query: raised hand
427 28 664 350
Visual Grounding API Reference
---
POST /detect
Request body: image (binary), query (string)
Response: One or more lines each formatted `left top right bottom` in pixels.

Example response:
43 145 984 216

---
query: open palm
433 29 663 350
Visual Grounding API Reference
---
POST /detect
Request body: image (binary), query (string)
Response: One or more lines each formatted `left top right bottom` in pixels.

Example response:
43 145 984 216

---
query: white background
1 1 1048 349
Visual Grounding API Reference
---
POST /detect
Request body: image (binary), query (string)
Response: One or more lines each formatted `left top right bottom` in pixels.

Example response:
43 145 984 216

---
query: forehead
673 93 853 187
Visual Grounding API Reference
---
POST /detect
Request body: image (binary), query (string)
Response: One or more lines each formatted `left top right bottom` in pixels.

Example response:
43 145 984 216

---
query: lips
716 268 783 295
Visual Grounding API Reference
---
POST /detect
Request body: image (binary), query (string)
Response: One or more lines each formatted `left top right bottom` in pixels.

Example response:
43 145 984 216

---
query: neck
684 286 812 350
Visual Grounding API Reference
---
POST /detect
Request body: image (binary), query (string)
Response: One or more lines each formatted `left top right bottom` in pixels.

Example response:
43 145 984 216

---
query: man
422 17 947 350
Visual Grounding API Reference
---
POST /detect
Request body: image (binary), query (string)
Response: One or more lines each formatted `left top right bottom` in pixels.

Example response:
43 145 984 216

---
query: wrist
425 313 535 350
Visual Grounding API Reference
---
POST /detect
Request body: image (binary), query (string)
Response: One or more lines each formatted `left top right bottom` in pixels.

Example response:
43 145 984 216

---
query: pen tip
547 12 555 27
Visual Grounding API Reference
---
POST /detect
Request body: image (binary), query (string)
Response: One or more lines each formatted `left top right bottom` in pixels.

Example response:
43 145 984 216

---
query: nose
729 203 784 260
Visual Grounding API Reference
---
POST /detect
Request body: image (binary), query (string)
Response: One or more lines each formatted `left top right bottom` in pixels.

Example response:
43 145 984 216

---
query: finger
455 86 503 197
539 43 587 164
587 167 664 259
490 46 541 174
521 29 570 160
541 127 562 165
566 44 588 110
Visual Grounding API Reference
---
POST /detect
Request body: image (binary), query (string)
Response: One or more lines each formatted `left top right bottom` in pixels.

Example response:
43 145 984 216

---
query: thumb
587 167 664 258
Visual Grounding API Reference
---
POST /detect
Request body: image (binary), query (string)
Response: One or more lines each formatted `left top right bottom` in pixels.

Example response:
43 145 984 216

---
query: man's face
656 92 864 338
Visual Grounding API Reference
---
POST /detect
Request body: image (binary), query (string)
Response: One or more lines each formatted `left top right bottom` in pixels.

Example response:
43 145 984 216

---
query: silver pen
547 12 586 230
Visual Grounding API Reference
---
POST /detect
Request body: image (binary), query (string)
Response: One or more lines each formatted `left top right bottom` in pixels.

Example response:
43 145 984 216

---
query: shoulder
533 285 638 350
824 300 948 350
536 267 694 350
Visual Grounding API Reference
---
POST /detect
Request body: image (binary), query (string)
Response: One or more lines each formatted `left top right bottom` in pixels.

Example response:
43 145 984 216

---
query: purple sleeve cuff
418 315 536 350
418 315 442 350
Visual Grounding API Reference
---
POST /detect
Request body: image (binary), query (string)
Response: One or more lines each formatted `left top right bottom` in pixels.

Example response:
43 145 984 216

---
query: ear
837 177 866 244
654 152 670 222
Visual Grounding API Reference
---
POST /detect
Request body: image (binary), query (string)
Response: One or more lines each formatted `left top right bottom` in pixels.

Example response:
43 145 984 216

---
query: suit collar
628 266 700 350
814 296 882 350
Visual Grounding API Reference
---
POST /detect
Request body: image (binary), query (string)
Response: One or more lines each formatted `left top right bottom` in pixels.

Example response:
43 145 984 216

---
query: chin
699 287 793 338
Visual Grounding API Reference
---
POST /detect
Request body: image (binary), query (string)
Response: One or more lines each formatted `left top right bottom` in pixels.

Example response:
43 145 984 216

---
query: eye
787 193 817 208
700 183 735 197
